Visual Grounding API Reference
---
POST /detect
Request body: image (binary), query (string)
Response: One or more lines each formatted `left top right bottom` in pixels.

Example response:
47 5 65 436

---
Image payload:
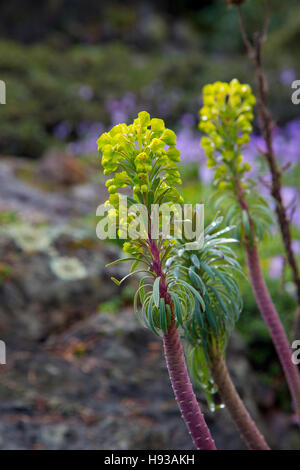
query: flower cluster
199 80 274 244
98 111 182 198
199 79 256 191
97 112 183 255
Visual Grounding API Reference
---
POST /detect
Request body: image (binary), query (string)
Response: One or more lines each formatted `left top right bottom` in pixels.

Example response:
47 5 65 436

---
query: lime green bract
97 111 183 256
199 80 273 242
98 111 182 201
199 79 256 191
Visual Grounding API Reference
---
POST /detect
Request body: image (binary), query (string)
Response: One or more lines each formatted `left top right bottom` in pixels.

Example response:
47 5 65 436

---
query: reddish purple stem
163 315 216 449
149 236 216 449
246 243 300 418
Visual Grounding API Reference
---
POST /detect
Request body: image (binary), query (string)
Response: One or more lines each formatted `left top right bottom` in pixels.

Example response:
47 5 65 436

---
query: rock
37 150 87 186
0 307 296 449
0 160 91 223
40 424 77 448
0 310 193 450
0 236 123 341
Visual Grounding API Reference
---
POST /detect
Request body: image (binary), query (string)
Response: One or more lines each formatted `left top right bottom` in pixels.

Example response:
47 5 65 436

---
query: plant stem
148 236 216 449
163 314 216 450
246 242 300 418
210 351 270 450
234 173 300 418
237 2 300 309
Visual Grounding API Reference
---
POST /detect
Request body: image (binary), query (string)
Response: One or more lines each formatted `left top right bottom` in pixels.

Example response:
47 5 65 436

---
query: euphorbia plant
97 111 216 450
169 214 269 449
199 79 300 419
235 0 300 310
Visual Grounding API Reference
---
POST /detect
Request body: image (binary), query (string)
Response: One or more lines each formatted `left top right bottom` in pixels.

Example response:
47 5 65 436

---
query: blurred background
0 0 299 449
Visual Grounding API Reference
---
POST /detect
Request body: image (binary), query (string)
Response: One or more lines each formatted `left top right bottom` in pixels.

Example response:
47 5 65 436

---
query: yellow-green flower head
98 111 182 203
97 112 184 254
199 79 256 191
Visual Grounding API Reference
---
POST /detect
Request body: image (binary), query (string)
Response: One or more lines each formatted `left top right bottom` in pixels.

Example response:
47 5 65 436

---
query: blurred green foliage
0 1 299 157
0 38 248 157
0 40 161 156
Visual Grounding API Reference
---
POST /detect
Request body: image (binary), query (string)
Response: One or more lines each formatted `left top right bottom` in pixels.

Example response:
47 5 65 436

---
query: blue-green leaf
194 299 204 329
153 277 161 308
148 298 160 336
179 280 206 312
160 298 167 333
200 261 215 281
188 267 205 294
166 303 172 326
190 254 200 269
170 292 183 325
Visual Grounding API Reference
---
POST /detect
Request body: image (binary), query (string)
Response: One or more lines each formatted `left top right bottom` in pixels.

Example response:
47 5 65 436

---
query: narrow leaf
160 298 167 333
153 277 161 308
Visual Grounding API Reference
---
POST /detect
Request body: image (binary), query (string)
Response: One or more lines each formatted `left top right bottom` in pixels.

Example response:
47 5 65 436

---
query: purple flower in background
280 68 296 86
66 93 138 154
78 85 94 101
241 119 300 168
199 165 214 184
179 113 195 128
269 255 284 279
285 118 300 139
177 128 201 163
68 122 104 155
242 134 264 176
53 121 72 140
292 240 300 254
106 92 137 126
281 186 298 206
281 186 300 228
76 122 91 137
157 98 172 117
59 90 300 226
282 119 300 164
176 123 213 183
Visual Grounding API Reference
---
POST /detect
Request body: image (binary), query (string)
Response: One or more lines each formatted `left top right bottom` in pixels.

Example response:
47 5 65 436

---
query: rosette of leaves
168 212 269 450
168 214 243 406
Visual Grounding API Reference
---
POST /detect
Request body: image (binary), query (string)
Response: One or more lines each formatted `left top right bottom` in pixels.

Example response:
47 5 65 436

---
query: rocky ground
0 310 260 450
0 156 299 450
1 307 299 450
